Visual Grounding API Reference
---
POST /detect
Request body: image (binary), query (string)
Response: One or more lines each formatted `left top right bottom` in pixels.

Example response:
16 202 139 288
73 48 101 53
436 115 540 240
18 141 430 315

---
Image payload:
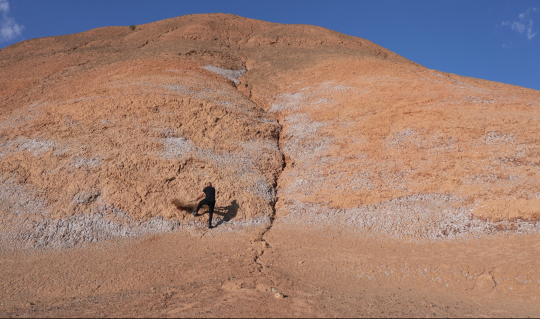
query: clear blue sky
1 0 539 91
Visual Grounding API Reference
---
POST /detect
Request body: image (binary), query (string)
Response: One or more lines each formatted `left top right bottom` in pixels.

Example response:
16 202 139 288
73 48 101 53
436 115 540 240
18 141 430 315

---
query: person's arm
195 192 206 201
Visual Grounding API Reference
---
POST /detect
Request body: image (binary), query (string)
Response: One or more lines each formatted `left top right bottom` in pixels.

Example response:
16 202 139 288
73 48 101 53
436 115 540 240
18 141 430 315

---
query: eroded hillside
1 13 540 251
262 59 540 240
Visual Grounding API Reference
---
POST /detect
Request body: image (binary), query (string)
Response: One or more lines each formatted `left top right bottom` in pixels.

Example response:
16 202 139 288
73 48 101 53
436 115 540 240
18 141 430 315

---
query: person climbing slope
192 182 216 229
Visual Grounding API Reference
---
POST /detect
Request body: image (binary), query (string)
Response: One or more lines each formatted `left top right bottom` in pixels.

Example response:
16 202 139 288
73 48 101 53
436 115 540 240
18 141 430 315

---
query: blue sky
1 0 539 91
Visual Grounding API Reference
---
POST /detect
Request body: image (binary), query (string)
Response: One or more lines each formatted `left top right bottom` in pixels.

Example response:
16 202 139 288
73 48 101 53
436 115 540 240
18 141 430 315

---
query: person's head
207 182 212 187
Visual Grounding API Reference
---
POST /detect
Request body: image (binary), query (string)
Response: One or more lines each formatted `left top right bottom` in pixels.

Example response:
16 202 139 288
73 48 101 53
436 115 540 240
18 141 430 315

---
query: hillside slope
3 13 540 317
1 13 540 250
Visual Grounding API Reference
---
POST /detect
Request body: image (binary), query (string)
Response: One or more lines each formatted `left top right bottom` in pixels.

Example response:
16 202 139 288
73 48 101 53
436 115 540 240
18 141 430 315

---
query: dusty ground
2 226 540 317
2 13 540 317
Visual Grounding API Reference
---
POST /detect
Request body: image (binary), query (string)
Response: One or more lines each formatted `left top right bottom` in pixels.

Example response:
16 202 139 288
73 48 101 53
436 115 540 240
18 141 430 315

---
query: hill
1 13 540 317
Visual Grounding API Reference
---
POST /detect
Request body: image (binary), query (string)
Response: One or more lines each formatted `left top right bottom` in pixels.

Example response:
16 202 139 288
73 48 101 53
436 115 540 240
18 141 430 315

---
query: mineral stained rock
1 13 540 248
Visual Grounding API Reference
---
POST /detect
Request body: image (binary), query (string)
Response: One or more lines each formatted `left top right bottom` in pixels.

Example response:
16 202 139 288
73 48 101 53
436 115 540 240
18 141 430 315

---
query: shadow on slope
171 198 239 227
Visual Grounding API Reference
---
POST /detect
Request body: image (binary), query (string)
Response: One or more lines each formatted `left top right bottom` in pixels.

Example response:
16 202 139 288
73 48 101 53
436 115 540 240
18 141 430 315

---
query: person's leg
208 201 215 228
194 199 208 215
195 200 205 213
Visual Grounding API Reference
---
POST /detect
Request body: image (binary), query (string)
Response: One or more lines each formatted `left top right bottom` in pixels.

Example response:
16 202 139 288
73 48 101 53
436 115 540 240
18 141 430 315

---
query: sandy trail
1 226 539 317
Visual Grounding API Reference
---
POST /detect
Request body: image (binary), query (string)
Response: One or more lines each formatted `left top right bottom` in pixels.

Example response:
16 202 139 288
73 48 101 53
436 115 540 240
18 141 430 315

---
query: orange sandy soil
2 13 540 317
2 226 540 318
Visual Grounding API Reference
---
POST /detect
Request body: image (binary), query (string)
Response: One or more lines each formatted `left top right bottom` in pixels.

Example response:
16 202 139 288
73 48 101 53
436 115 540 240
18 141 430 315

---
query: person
192 182 216 229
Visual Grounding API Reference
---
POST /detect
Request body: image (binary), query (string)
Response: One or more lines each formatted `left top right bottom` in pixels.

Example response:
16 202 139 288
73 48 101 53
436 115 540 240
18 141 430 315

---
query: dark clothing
203 186 216 201
196 198 216 226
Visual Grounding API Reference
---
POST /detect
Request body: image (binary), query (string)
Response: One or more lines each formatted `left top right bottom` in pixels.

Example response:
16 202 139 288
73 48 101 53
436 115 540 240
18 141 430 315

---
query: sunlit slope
1 13 539 249
255 57 540 240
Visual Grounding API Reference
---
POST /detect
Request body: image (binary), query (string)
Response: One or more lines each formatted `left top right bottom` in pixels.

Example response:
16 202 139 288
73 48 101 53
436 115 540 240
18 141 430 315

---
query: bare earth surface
1 13 540 317
2 227 540 317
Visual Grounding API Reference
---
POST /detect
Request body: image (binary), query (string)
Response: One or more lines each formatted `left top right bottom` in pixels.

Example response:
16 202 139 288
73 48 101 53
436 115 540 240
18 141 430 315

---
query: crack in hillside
251 116 285 272
248 117 286 293
231 73 287 281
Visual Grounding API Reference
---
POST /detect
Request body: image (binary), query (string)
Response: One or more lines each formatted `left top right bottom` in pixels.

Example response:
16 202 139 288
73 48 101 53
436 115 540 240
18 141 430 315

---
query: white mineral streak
0 137 57 161
72 156 102 169
276 196 540 241
269 81 351 112
202 65 246 85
